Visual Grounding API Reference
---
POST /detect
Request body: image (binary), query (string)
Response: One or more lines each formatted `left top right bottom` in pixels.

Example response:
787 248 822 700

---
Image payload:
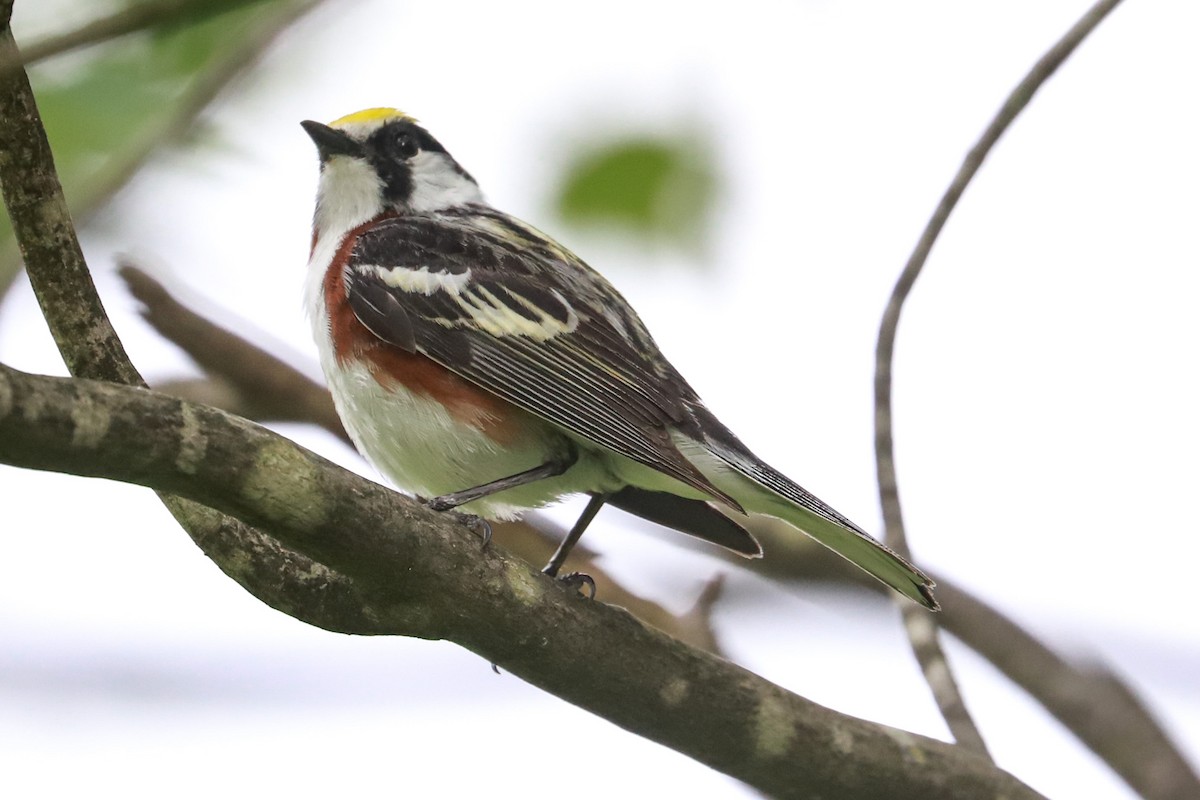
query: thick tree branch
120 260 1200 799
118 263 729 652
0 361 1043 800
0 12 373 641
744 520 1200 800
873 0 1126 759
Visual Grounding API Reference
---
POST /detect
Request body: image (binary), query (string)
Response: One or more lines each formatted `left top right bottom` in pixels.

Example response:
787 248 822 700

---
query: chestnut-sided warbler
302 107 936 609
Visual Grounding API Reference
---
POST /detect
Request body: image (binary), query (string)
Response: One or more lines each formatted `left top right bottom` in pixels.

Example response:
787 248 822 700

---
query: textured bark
0 362 1044 800
0 10 374 643
121 237 1200 800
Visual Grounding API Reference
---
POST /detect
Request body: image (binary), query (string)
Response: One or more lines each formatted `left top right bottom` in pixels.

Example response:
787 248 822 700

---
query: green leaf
553 132 721 260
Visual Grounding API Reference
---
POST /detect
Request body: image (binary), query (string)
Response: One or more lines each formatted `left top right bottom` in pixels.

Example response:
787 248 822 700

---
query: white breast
305 233 621 519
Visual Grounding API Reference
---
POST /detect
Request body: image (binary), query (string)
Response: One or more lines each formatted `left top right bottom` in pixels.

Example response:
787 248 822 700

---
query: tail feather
763 491 939 610
707 446 938 610
607 487 762 557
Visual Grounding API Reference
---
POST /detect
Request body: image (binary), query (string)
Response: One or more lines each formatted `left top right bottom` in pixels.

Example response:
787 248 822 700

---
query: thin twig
2 0 270 73
0 0 324 298
873 0 1126 761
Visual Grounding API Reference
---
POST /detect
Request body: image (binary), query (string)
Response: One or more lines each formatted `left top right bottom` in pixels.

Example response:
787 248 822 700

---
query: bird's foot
421 496 492 549
424 494 458 512
551 570 596 599
461 513 493 549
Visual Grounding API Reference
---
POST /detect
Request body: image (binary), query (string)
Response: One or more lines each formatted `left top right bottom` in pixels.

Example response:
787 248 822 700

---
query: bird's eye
390 129 419 159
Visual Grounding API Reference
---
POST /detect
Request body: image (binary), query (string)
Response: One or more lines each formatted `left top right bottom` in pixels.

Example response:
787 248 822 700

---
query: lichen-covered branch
0 10 375 642
118 264 725 653
119 259 1200 800
0 23 139 382
0 361 1043 800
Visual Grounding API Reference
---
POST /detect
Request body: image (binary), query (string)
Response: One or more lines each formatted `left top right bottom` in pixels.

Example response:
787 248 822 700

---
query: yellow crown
329 107 414 128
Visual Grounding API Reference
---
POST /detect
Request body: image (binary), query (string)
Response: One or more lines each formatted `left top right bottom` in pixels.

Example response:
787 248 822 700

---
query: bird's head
302 108 483 239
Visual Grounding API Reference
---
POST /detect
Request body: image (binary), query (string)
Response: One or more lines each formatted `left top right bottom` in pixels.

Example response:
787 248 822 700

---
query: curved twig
873 0 1126 758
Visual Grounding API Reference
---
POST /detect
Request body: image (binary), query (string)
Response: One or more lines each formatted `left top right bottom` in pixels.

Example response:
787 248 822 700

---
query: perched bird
302 107 937 610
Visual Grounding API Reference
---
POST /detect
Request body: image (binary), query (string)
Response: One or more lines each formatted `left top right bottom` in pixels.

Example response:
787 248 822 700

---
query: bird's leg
542 493 610 580
426 450 577 512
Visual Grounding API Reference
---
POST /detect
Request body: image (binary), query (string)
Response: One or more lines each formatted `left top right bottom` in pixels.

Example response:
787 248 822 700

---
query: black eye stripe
364 119 479 205
368 120 449 160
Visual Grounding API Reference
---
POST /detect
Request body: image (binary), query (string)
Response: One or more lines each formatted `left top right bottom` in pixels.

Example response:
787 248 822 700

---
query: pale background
1 1 1197 798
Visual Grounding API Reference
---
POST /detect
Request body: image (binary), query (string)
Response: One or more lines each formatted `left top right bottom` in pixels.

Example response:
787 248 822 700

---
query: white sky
1 1 1197 798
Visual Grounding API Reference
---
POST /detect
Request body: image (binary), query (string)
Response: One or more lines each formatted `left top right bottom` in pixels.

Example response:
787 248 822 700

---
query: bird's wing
341 209 739 508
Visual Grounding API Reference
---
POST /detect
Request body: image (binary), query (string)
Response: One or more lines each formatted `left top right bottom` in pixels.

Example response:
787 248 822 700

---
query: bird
301 107 937 610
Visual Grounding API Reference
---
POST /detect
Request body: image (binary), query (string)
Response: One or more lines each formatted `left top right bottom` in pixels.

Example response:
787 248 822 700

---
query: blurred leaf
553 132 720 260
0 0 320 296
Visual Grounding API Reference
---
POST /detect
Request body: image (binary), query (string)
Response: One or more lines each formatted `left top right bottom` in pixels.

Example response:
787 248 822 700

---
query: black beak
301 120 364 160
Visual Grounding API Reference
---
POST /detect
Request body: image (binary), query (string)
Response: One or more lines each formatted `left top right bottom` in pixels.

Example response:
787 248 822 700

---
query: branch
120 261 1200 798
1 0 273 73
0 361 1044 800
0 0 324 298
120 263 346 435
872 0 1126 758
0 8 378 643
742 520 1200 800
0 23 140 383
118 262 728 652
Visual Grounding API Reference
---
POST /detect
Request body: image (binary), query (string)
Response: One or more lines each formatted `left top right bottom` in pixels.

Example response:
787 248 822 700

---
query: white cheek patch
407 151 484 212
370 264 472 295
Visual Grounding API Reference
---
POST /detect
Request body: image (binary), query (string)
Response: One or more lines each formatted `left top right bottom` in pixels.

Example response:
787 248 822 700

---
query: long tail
696 439 938 610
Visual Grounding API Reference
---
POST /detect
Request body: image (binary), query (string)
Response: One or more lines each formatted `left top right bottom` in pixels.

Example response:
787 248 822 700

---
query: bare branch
2 0 273 73
0 24 140 383
933 580 1200 800
0 361 1045 800
742 523 1200 800
0 0 324 298
873 0 1126 758
120 263 346 435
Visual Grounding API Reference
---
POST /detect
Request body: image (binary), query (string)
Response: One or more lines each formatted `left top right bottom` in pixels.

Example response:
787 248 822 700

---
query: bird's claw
424 495 456 512
557 571 596 599
465 514 493 549
422 497 491 549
